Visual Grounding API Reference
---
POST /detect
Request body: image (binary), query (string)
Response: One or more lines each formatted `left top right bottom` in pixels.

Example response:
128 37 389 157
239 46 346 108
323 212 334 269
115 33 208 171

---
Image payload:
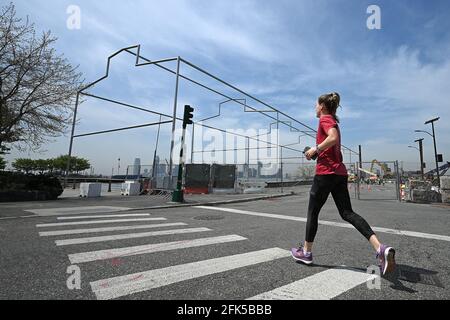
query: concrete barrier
80 183 102 198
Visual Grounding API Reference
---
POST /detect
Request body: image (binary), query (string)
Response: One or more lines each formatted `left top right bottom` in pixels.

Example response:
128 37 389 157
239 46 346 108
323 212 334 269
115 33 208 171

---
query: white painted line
247 267 378 300
90 248 290 300
196 206 450 242
55 227 212 246
36 217 166 228
69 235 247 264
0 215 36 220
26 206 132 216
196 206 307 221
370 227 450 242
39 223 187 237
57 214 151 220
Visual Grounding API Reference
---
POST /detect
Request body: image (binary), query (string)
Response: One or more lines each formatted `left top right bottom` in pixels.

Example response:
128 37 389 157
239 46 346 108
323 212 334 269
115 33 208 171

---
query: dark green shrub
0 171 63 202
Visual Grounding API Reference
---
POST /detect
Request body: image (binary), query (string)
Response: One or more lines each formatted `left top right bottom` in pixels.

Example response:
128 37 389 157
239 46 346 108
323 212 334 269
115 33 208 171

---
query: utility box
442 191 450 203
441 176 450 203
440 176 450 190
121 181 141 196
80 183 102 198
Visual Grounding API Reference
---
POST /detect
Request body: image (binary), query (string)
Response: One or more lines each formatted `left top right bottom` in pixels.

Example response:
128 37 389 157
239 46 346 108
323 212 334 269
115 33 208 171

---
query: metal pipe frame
193 146 277 153
123 49 302 133
249 156 306 161
78 92 301 153
123 46 358 155
152 115 163 180
65 45 359 184
201 98 247 122
194 122 303 153
283 133 313 147
249 120 314 139
73 121 172 138
168 57 181 180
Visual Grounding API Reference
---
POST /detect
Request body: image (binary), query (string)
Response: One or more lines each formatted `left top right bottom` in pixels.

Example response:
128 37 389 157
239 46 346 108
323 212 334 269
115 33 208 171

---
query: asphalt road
0 189 449 300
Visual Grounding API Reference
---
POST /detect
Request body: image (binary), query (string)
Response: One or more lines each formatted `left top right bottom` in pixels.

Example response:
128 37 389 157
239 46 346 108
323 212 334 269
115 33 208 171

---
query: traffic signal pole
172 105 194 203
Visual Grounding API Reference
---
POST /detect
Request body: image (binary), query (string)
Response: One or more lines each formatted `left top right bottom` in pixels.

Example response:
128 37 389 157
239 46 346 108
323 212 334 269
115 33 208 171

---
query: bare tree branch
0 2 84 154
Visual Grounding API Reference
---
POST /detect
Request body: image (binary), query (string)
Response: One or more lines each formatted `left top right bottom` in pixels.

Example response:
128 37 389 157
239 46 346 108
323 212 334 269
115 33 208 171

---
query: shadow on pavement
294 262 444 294
383 264 444 293
296 262 367 272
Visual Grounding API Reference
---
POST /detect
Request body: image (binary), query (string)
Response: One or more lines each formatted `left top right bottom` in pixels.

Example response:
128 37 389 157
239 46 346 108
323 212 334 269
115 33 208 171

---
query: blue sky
5 0 450 175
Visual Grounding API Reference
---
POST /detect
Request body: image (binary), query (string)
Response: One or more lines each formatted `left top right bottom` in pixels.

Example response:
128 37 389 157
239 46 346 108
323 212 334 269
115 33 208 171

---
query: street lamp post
424 118 440 188
415 124 441 187
414 138 425 180
408 142 424 180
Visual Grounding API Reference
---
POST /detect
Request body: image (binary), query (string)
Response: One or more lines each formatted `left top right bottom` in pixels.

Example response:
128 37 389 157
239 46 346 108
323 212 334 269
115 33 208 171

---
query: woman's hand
305 147 317 160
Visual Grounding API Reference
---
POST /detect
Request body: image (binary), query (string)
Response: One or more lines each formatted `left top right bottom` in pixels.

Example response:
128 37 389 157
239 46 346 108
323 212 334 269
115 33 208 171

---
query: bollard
108 180 112 193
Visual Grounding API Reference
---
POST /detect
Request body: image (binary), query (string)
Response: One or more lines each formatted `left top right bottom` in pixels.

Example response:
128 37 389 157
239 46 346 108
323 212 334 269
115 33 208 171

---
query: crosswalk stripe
68 235 247 264
39 223 187 237
57 214 151 220
197 206 450 242
247 267 378 300
55 227 212 246
36 217 166 228
90 247 290 300
26 206 131 216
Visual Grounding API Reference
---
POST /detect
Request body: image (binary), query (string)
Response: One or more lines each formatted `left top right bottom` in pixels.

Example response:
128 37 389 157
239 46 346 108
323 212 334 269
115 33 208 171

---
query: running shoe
377 244 396 275
291 246 313 265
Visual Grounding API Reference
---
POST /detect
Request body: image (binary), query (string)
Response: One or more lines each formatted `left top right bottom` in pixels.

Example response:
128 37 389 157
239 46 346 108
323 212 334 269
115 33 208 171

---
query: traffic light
183 105 194 128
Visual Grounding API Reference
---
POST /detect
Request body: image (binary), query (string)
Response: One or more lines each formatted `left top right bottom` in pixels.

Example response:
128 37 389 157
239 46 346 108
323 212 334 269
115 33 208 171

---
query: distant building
152 156 160 178
133 158 141 176
257 161 263 178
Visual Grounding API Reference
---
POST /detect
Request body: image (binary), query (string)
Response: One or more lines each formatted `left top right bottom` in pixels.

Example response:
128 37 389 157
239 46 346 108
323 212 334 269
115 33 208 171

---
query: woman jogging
291 92 396 276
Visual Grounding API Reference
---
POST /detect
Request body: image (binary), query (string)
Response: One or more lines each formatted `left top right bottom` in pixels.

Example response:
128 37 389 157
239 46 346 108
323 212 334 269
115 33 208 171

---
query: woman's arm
305 128 339 159
318 127 339 151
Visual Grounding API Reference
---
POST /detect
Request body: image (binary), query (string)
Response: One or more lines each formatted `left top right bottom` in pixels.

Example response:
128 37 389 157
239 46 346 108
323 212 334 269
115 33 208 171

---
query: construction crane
425 161 450 176
358 166 380 184
358 167 378 177
370 160 391 177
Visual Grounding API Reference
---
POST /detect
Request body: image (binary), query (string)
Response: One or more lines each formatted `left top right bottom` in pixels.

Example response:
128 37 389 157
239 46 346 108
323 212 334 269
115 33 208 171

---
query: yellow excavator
369 160 395 180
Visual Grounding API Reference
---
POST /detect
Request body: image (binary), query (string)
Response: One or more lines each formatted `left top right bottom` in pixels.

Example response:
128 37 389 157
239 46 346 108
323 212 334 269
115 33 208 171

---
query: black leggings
305 174 376 242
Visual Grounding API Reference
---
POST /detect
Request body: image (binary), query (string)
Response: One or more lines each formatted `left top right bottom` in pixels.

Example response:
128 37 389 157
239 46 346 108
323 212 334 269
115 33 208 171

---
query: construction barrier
211 164 237 190
185 164 211 194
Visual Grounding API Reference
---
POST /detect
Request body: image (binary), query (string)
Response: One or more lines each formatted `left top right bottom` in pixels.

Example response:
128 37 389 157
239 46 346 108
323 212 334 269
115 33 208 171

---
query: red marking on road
111 258 121 266
100 282 109 288
130 274 144 281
